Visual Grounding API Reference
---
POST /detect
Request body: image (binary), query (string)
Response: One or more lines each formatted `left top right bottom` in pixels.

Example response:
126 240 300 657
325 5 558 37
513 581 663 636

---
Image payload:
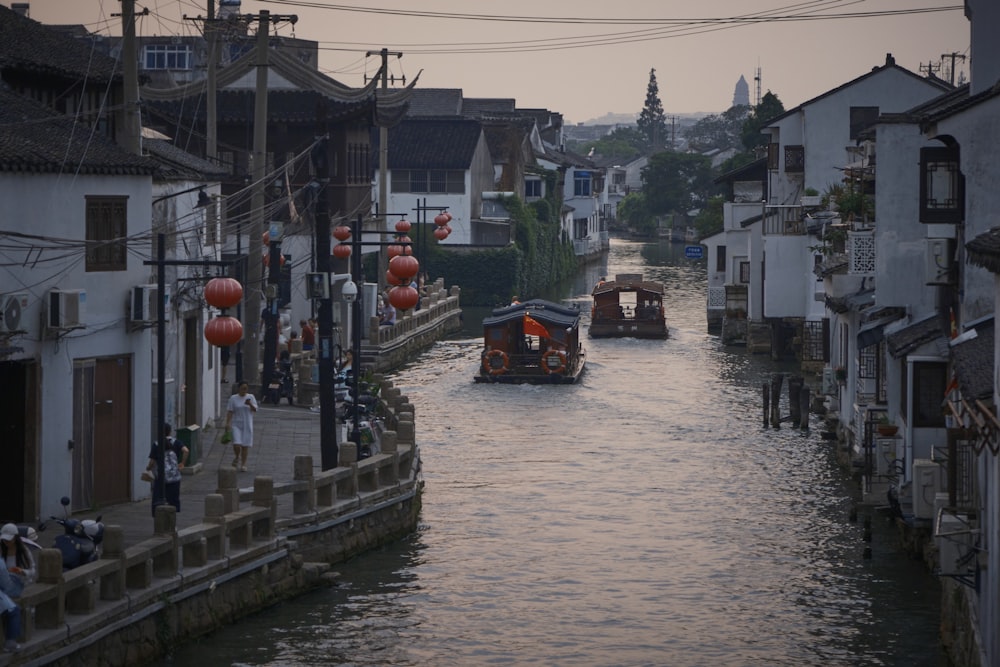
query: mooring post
799 386 811 430
788 376 803 426
762 382 770 427
770 374 783 428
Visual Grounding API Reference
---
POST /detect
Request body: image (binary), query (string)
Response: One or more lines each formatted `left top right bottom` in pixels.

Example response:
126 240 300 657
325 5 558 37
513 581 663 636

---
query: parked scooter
265 350 295 405
38 497 104 571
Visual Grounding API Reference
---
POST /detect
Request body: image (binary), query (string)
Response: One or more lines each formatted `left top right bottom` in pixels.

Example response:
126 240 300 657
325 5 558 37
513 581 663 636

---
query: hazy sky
13 1 971 124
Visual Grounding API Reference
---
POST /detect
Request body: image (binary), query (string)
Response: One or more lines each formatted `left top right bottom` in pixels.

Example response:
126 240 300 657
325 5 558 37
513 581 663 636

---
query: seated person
379 300 397 326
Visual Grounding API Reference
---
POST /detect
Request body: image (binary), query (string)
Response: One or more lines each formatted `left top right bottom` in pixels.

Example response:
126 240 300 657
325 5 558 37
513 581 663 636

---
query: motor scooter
38 497 104 571
265 351 295 405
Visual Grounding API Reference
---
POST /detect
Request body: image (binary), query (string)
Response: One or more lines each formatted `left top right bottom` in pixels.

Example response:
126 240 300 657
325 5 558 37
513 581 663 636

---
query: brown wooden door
93 356 131 506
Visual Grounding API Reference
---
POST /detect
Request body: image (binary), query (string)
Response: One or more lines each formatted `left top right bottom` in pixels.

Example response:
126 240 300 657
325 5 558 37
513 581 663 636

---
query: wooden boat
475 299 586 384
589 273 668 339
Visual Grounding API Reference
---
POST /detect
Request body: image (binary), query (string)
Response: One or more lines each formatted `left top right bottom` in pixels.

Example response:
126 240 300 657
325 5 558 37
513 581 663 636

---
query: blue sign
684 245 704 259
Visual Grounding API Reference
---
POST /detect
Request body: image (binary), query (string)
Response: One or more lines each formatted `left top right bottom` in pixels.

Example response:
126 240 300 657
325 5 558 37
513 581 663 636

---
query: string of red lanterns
203 277 244 347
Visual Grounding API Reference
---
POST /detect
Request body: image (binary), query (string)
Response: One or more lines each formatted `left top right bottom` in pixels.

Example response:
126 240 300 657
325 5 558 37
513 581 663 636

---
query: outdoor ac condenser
912 459 940 520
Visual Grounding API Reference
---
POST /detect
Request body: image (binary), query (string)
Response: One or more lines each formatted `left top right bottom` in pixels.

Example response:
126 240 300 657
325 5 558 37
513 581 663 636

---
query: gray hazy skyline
10 1 971 124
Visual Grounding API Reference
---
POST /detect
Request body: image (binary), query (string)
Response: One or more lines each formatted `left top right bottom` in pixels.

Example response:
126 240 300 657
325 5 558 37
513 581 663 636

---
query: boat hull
589 320 668 339
474 353 586 384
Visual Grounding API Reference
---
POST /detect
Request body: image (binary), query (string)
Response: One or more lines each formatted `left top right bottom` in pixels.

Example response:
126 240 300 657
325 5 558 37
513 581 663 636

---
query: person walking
226 382 258 471
300 319 314 351
143 423 188 516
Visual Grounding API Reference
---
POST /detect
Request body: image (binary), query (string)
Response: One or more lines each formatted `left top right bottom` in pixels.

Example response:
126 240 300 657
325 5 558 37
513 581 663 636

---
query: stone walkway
38 395 334 551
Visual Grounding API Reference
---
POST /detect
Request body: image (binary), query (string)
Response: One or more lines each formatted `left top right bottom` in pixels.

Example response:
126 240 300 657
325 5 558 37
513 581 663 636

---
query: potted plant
876 414 898 437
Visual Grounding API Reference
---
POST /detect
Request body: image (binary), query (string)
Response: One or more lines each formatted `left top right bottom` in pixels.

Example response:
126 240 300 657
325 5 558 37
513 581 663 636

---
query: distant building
732 75 750 107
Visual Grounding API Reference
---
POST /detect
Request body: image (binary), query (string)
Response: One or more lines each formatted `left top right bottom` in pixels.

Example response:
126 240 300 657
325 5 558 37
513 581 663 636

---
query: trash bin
176 424 201 466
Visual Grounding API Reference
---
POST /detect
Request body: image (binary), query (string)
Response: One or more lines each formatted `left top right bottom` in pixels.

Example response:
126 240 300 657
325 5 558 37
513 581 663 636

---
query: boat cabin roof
483 299 581 329
592 277 664 298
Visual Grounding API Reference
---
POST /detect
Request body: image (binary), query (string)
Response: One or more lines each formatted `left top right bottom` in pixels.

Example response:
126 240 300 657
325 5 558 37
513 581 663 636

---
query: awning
885 315 947 359
858 321 885 349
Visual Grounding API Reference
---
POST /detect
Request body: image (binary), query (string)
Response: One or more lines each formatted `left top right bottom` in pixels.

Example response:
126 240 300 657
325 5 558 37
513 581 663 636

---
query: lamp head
341 280 358 303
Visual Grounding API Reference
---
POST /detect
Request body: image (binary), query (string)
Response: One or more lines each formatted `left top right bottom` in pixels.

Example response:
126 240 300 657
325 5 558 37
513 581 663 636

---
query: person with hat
0 536 23 653
0 524 34 584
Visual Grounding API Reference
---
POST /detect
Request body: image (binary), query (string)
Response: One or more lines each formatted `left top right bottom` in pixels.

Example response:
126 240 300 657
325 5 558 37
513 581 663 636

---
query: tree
637 68 668 151
685 105 750 153
641 152 716 216
617 192 656 236
740 91 785 153
694 195 725 239
578 126 646 161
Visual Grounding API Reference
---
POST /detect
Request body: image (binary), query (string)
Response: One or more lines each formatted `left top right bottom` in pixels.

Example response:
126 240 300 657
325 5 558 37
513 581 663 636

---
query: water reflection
158 238 941 667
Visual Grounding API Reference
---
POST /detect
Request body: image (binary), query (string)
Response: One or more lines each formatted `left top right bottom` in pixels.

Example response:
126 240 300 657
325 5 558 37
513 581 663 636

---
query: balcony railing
762 205 805 236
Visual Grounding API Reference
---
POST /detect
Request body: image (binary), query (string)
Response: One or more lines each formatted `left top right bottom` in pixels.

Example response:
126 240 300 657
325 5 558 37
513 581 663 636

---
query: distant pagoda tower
732 75 750 108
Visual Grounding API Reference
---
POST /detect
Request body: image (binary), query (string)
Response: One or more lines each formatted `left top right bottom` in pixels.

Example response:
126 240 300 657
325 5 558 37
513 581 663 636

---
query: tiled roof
146 89 373 126
967 226 1000 274
144 139 229 181
405 88 464 116
0 6 120 84
951 319 994 402
0 88 157 175
886 315 947 359
385 118 483 170
462 98 516 117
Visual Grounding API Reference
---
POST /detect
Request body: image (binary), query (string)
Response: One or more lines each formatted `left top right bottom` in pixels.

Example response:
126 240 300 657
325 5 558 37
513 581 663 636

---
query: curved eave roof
592 281 664 297
967 227 1000 274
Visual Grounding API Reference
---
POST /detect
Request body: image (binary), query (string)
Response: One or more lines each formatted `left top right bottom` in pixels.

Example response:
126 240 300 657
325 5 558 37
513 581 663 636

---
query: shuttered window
85 196 127 272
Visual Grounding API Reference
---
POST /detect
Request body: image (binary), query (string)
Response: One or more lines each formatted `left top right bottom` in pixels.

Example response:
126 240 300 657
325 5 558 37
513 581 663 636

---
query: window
911 361 947 427
525 179 542 198
784 145 804 173
715 245 726 272
573 171 591 197
920 146 963 224
849 106 879 140
86 196 127 271
738 261 750 284
143 44 191 70
390 170 465 194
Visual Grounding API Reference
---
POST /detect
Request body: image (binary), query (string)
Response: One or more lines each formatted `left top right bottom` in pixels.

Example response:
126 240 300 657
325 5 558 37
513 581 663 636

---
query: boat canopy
483 299 581 330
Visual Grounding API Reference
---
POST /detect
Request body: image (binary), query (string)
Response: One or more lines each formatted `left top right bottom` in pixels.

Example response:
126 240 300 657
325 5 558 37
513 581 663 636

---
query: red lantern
263 230 270 246
389 254 419 281
433 227 449 241
397 235 412 245
434 212 449 227
395 218 411 234
444 211 452 222
333 225 352 241
387 244 403 259
262 253 287 267
385 270 407 287
444 225 452 234
333 243 352 258
204 316 243 347
388 285 420 312
204 277 243 309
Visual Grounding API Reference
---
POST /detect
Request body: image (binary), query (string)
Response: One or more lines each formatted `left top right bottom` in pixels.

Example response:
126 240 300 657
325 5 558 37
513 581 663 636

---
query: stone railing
369 282 461 345
7 382 420 661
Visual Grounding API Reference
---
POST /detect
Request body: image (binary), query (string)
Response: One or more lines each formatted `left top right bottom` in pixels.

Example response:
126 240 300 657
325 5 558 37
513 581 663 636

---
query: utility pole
920 61 942 78
941 52 967 86
205 0 218 160
366 48 403 290
243 10 270 392
120 0 141 154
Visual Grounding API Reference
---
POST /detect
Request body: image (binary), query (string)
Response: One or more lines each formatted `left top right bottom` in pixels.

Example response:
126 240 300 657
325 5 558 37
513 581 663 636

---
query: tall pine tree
637 68 668 151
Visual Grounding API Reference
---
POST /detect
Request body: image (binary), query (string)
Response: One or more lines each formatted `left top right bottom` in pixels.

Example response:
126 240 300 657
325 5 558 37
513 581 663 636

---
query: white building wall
375 172 473 246
1 172 154 519
762 234 813 318
936 97 1000 324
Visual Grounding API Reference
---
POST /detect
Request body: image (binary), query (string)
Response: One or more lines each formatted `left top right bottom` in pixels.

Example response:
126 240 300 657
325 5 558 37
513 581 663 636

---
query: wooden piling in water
770 374 783 428
788 376 803 426
762 383 770 427
799 385 811 430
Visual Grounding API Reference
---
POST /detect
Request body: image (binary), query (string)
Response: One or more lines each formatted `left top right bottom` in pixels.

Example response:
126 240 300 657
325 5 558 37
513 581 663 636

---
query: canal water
160 238 943 666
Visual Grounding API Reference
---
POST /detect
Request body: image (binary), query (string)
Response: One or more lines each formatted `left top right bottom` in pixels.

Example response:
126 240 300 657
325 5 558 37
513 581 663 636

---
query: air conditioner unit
131 284 169 324
926 239 952 285
0 292 29 333
912 459 941 520
48 289 85 330
874 437 899 477
936 513 974 577
820 367 836 395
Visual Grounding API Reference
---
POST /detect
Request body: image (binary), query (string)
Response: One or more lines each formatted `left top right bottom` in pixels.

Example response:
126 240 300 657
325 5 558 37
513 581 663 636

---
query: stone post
380 430 398 454
252 476 275 539
293 455 315 514
216 466 240 513
100 525 126 601
396 418 415 446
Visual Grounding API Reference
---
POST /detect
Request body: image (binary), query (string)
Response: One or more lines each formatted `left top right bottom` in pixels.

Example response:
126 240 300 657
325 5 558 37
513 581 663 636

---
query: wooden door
94 356 131 505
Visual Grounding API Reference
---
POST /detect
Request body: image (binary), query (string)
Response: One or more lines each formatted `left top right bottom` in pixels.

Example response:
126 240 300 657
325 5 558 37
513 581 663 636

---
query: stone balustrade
369 283 461 345
6 382 421 659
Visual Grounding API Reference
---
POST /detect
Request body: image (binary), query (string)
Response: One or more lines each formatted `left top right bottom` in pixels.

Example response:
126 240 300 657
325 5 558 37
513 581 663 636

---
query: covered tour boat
475 299 586 384
589 274 668 339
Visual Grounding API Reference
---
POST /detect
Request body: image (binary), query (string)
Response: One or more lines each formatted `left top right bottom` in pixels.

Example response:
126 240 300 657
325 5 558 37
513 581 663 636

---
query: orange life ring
483 349 509 375
541 349 567 375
